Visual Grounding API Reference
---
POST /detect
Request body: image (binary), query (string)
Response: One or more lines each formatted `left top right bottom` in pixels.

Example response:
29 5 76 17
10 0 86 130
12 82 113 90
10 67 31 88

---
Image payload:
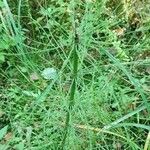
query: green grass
0 0 150 149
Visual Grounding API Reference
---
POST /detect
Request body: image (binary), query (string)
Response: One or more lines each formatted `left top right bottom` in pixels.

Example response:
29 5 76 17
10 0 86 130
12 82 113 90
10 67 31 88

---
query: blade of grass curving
0 11 9 33
3 0 34 69
101 105 146 131
28 16 71 69
28 43 74 119
111 123 150 131
101 48 149 110
3 0 24 50
17 0 21 28
144 131 150 150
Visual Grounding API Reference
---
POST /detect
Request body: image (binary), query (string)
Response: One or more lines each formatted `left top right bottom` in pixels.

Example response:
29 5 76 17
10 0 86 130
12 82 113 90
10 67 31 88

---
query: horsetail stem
60 1 79 149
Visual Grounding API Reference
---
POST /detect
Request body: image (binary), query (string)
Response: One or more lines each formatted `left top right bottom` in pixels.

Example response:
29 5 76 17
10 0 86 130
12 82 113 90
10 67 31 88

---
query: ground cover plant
0 0 150 149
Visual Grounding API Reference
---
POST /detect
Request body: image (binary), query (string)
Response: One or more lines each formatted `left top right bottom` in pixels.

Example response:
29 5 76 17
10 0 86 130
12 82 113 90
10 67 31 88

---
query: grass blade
0 125 8 141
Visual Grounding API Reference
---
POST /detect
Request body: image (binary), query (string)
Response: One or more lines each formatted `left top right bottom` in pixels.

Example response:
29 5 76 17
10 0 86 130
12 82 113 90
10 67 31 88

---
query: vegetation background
0 0 150 149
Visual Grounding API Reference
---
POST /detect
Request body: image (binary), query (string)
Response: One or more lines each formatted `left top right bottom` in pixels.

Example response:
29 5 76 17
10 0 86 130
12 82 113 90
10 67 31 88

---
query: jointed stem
60 1 79 149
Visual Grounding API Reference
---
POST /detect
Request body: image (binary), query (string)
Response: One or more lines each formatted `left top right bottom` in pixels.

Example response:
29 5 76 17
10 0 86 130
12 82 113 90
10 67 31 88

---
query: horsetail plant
61 1 79 149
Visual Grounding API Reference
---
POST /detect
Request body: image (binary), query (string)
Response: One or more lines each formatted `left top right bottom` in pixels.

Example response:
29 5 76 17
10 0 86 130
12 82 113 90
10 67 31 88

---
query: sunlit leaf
41 67 57 80
0 125 8 140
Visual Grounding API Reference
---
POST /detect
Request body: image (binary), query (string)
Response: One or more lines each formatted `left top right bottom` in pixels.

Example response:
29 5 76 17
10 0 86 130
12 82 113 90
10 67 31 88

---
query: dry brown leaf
30 73 39 81
61 122 102 132
113 142 122 150
63 81 71 92
113 28 126 36
33 122 40 130
4 132 13 141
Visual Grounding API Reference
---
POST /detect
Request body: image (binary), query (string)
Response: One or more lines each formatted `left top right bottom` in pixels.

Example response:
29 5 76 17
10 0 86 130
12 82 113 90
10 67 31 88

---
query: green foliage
0 125 8 140
0 0 150 149
0 32 15 64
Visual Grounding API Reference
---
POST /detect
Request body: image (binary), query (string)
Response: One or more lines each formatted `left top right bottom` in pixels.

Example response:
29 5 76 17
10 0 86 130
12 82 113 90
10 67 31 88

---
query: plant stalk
60 1 79 149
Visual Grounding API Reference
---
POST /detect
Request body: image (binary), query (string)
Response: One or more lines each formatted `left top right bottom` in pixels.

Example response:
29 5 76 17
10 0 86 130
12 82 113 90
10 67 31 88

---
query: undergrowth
0 0 150 149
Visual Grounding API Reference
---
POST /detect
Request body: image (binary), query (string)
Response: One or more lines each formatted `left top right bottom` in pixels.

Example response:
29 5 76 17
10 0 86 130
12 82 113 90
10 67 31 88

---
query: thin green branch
60 1 79 149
